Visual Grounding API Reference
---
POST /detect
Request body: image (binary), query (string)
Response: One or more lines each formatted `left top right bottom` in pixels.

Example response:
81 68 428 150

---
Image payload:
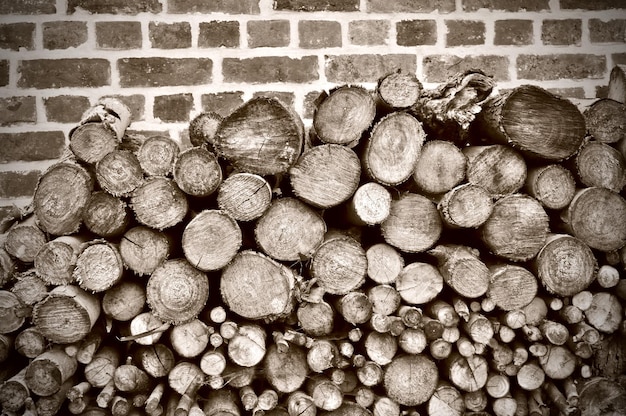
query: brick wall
0 0 625 210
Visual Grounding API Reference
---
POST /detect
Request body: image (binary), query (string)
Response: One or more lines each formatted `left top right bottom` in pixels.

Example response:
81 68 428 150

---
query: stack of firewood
1 65 626 416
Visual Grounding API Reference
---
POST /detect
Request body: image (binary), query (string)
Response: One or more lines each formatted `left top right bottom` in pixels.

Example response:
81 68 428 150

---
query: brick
397 20 437 46
252 92 295 110
0 131 65 163
349 20 390 45
546 87 586 99
169 0 259 14
43 95 91 123
0 171 41 199
517 54 606 80
96 22 142 50
560 0 625 10
463 0 548 11
613 53 626 65
590 19 626 43
118 58 212 87
274 0 358 11
446 20 485 46
247 20 290 48
325 54 416 83
299 20 342 49
423 55 510 82
494 20 533 45
542 19 581 45
223 56 318 83
201 92 244 117
68 0 161 14
0 96 36 126
596 86 609 98
303 90 324 119
0 60 8 86
150 22 191 49
199 21 239 48
0 23 35 51
102 95 146 122
367 0 454 12
18 59 111 89
43 21 88 50
154 94 194 123
0 0 55 14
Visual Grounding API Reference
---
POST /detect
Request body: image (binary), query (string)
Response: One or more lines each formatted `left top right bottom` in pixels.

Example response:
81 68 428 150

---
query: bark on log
96 149 144 197
73 239 124 292
608 64 626 103
310 235 367 295
130 177 189 231
189 111 223 149
583 98 626 144
429 244 490 299
383 354 438 406
203 389 241 416
377 71 422 110
173 147 222 197
69 122 118 164
487 264 538 311
119 226 171 276
217 173 273 222
524 164 576 210
136 135 180 177
464 144 527 198
82 191 130 238
395 261 443 304
574 141 626 193
412 139 467 195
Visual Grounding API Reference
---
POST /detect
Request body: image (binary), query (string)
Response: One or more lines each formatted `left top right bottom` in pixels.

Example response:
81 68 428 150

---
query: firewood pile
1 65 626 416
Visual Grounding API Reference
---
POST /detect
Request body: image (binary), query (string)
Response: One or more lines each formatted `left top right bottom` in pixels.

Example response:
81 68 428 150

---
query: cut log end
217 173 273 222
383 354 439 406
137 135 180 177
173 147 223 197
130 177 189 231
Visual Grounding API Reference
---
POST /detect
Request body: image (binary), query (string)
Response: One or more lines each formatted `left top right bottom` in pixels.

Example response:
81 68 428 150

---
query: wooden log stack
1 71 626 416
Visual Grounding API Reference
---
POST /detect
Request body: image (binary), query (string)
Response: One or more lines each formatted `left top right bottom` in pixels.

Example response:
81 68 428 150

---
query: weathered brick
118 58 212 87
303 90 324 119
201 92 244 117
561 0 625 10
446 20 485 46
18 59 111 89
0 97 36 126
68 0 161 14
102 95 146 122
325 54 416 83
150 22 191 49
274 0 358 11
96 22 142 50
596 86 609 98
547 87 586 99
463 0 548 11
252 92 295 110
349 20 390 45
43 95 91 123
223 56 318 83
199 21 240 48
169 0 259 14
0 23 35 51
247 20 290 48
0 131 65 163
0 60 8 86
590 19 626 43
494 20 533 45
517 54 606 80
0 0 55 14
299 20 342 49
397 20 437 46
0 171 41 199
542 19 581 45
367 0 454 12
43 21 88 50
423 55 510 82
613 53 626 65
154 94 194 123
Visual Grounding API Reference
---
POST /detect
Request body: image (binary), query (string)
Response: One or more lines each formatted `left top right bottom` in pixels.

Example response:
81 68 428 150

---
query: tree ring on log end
384 354 438 406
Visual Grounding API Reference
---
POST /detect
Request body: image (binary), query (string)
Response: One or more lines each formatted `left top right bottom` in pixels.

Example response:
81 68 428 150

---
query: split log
189 111 223 148
524 164 576 210
347 182 392 226
464 145 527 197
583 98 626 144
130 177 189 231
428 244 490 299
119 226 171 276
69 122 118 164
73 239 124 292
487 264 538 311
438 184 493 229
395 261 443 304
25 347 78 396
412 139 467 195
365 243 404 285
82 192 130 238
173 147 222 197
574 141 626 192
102 280 146 322
377 71 422 110
474 84 586 161
4 215 47 264
217 173 273 222
427 382 465 416
135 344 175 379
446 353 489 393
310 235 367 295
608 64 626 103
383 354 439 406
136 135 180 177
227 323 267 368
264 344 308 393
96 149 144 197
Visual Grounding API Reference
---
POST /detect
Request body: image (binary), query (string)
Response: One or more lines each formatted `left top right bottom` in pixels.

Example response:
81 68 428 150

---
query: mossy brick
517 54 606 80
0 97 36 126
150 22 192 49
590 19 626 43
96 22 142 50
0 131 65 163
494 20 533 45
542 19 581 45
201 92 244 117
169 0 259 14
349 20 390 45
102 94 146 122
154 94 194 123
397 20 437 46
118 58 212 87
18 59 111 88
0 0 55 14
252 92 295 110
446 20 485 46
43 95 91 123
560 0 625 10
247 20 290 48
0 61 8 86
0 23 35 51
463 0 548 11
274 0 359 11
199 21 240 48
367 0 454 13
222 56 318 83
325 54 416 83
43 21 88 50
68 0 162 14
0 171 41 199
423 55 510 83
299 21 342 49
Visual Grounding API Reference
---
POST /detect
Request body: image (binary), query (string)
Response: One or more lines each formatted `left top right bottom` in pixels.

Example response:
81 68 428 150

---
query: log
307 374 343 411
289 143 361 209
0 247 15 288
313 85 376 146
36 377 75 416
486 373 511 398
596 264 620 288
168 361 204 396
114 361 151 393
84 345 120 388
516 361 545 391
264 344 308 393
372 396 400 416
4 215 47 264
524 164 576 210
427 381 464 416
310 235 367 295
474 84 586 161
364 332 397 366
189 111 223 149
320 402 372 416
307 339 339 373
136 344 175 379
383 354 438 406
487 264 538 311
464 145 527 197
287 391 316 416
463 312 494 345
412 139 466 195
362 111 426 186
377 71 422 110
428 244 490 299
347 182 392 226
203 389 241 416
96 379 115 408
73 239 124 292
583 98 626 144
465 389 489 412
11 270 48 306
75 323 106 364
119 226 171 276
574 141 626 192
585 292 622 333
25 347 78 396
336 291 372 325
395 261 443 304
365 243 404 285
608 64 626 103
173 147 222 197
297 299 335 336
102 280 146 322
217 173 273 222
96 149 144 197
0 368 29 412
69 122 118 164
79 97 132 141
446 353 489 392
130 177 189 231
357 360 383 386
538 345 576 380
539 320 569 345
438 183 493 229
15 326 46 358
136 135 180 177
215 97 304 175
82 191 130 238
578 377 626 416
169 319 210 359
368 284 401 316
227 323 267 368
